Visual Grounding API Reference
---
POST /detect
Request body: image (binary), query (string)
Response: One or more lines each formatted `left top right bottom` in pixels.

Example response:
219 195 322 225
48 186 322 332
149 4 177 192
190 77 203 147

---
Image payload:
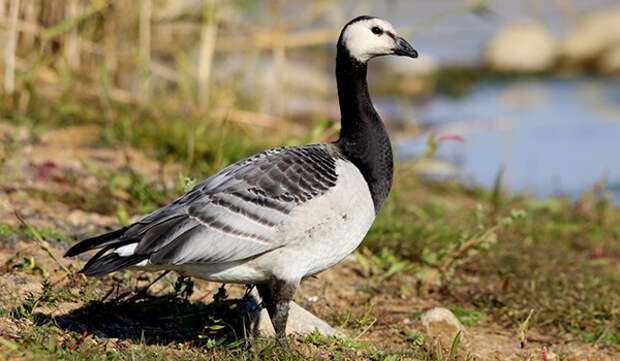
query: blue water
395 78 620 201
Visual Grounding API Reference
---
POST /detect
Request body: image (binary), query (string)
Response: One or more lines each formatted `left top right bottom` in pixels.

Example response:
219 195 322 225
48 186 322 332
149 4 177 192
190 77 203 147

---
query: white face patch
341 18 399 62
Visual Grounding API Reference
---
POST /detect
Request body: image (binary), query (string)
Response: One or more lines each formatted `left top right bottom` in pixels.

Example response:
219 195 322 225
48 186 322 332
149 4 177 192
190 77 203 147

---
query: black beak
393 37 418 58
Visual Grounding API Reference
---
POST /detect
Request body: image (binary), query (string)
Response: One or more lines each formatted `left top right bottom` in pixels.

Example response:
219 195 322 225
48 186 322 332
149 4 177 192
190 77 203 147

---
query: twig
15 211 71 274
50 272 69 287
422 224 500 293
441 225 500 270
594 317 616 345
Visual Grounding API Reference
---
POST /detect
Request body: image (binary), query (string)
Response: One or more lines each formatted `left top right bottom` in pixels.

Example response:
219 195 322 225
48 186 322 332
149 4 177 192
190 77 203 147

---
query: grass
0 222 68 242
363 169 619 351
0 100 619 360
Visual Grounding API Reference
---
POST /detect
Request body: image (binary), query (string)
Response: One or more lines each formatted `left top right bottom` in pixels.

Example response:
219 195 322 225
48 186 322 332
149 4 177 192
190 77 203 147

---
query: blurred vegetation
1 1 339 117
0 0 513 133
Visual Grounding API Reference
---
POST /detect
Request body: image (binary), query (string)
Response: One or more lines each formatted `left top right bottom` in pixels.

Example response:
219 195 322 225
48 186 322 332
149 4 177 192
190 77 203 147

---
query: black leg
257 278 299 348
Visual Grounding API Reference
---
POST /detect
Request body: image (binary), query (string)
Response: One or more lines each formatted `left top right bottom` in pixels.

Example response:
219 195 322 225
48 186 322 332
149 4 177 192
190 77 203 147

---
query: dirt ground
1 124 618 360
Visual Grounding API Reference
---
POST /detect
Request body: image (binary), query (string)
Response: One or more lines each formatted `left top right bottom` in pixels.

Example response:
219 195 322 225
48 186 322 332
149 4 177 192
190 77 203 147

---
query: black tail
64 227 130 257
64 226 146 277
81 252 147 277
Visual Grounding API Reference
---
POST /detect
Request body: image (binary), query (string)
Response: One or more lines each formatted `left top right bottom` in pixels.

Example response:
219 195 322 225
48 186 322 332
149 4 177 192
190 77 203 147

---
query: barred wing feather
127 145 340 265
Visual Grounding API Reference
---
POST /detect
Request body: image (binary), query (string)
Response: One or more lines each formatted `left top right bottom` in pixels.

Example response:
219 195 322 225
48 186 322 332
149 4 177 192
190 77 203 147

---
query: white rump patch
115 243 138 257
342 18 398 62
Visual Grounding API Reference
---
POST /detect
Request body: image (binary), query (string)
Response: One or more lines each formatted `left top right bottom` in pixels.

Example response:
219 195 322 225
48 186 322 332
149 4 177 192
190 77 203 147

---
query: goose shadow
32 285 262 346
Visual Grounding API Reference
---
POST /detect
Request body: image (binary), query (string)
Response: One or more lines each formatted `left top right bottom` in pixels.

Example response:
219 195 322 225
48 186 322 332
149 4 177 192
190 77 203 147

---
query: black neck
335 45 394 214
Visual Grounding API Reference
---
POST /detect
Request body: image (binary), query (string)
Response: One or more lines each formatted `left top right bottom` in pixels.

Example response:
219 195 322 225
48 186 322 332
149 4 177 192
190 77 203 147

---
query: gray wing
124 144 341 265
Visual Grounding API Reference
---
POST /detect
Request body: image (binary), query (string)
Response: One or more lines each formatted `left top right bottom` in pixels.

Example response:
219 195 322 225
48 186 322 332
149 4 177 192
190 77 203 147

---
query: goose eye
371 26 383 35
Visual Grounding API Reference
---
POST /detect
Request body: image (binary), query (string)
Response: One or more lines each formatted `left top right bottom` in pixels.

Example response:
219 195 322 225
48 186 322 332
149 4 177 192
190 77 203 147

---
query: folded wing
66 144 341 275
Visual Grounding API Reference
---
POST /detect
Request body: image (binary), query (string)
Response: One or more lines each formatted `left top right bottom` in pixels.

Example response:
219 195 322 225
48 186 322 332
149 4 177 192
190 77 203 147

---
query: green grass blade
15 212 70 274
448 330 461 360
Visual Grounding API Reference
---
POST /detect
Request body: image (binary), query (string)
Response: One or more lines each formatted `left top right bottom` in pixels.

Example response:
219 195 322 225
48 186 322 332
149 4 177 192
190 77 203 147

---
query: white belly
168 160 376 284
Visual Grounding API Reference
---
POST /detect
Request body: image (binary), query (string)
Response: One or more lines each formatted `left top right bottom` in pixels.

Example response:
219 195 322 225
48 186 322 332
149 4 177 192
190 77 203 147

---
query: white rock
420 307 467 349
561 7 620 63
486 22 556 72
246 288 345 338
599 45 620 73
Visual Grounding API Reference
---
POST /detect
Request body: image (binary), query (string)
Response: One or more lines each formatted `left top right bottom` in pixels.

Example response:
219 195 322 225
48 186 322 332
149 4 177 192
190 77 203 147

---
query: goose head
338 16 418 63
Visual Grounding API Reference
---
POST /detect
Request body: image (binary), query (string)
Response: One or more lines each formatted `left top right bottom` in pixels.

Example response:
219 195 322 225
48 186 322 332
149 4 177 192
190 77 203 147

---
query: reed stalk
20 0 36 49
3 0 19 95
65 0 81 70
138 0 152 102
103 4 117 86
0 0 5 73
197 0 221 112
270 0 285 116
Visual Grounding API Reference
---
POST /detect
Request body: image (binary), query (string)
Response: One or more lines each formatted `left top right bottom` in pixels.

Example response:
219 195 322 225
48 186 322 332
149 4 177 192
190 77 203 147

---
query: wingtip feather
80 253 146 277
64 227 130 258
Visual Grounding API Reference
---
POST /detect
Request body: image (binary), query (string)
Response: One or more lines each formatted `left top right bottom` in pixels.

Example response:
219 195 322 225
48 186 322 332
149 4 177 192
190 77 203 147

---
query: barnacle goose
65 15 417 344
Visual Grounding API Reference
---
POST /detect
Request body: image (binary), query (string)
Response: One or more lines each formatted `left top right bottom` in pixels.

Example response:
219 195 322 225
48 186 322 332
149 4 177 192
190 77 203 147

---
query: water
394 78 620 201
